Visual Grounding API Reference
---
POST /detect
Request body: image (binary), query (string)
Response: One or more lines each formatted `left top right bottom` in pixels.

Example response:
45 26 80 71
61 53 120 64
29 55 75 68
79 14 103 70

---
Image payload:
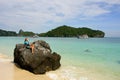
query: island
39 25 105 38
0 25 105 38
0 29 17 36
0 29 35 37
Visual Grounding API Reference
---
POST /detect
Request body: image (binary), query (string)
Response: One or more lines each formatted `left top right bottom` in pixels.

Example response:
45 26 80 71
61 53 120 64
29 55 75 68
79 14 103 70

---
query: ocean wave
0 53 12 62
0 58 11 62
46 66 89 80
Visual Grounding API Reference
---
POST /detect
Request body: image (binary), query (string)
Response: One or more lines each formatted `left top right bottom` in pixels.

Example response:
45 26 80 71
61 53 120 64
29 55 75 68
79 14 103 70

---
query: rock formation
14 40 61 74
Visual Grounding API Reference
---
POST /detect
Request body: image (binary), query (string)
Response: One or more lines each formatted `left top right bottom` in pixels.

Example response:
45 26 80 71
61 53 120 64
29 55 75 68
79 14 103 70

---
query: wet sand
0 54 51 80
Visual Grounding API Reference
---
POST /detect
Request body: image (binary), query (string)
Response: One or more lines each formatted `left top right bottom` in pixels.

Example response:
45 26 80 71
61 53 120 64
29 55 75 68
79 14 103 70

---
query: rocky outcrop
14 40 61 74
77 34 89 39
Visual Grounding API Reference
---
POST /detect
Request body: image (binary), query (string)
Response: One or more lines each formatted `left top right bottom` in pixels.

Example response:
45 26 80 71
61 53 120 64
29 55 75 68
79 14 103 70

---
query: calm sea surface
0 37 120 80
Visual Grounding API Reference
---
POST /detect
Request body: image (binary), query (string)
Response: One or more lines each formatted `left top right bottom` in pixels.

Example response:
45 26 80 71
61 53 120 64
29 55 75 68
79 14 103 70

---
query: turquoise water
0 37 120 80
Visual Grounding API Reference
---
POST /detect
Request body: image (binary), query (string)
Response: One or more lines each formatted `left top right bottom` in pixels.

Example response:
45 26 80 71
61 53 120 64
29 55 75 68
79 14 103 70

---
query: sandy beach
0 52 119 80
0 53 96 80
0 53 51 80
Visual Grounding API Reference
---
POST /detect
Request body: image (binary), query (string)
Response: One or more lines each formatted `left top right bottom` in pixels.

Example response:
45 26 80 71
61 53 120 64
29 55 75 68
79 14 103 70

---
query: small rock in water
84 49 91 53
117 60 120 64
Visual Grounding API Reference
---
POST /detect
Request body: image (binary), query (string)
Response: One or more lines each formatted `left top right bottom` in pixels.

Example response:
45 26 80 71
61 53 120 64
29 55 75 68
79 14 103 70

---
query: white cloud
0 0 120 32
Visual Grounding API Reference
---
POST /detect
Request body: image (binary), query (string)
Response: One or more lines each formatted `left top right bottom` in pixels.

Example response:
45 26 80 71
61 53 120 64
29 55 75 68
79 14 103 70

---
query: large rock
14 40 61 74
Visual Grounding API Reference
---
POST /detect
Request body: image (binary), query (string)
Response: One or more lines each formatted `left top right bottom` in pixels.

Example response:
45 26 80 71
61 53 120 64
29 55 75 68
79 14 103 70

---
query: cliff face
39 25 105 38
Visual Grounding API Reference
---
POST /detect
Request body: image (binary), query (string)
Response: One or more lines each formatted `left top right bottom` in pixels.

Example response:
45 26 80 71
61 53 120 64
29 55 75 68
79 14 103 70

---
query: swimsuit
24 41 30 48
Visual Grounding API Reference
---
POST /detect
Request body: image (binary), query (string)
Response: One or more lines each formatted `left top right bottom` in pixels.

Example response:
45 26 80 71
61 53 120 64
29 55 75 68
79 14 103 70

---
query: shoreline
0 53 52 80
0 53 119 80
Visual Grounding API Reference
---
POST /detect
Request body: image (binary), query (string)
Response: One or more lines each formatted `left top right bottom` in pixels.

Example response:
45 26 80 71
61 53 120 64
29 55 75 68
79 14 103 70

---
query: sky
0 0 120 37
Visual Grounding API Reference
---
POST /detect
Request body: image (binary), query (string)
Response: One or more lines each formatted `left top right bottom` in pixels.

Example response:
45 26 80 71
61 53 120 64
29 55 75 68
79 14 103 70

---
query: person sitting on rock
24 38 34 54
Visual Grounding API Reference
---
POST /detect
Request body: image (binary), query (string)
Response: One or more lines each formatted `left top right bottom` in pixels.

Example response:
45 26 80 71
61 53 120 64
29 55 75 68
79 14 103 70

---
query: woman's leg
30 44 34 54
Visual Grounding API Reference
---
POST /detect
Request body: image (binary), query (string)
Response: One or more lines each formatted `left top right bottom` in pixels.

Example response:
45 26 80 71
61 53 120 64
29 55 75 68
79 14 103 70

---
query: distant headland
0 25 105 38
0 29 17 36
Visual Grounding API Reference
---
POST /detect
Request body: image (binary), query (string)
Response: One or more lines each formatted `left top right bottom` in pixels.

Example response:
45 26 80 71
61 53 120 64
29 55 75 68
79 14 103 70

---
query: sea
0 37 120 80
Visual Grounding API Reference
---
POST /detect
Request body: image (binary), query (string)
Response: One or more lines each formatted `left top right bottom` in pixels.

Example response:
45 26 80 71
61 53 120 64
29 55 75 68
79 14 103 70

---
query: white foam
60 67 78 80
79 77 88 80
46 66 90 80
0 58 11 62
46 73 58 80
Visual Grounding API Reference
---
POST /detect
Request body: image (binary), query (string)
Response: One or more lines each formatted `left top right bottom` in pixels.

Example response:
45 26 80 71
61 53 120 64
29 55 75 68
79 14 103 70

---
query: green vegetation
39 25 105 38
0 29 17 36
0 29 35 37
0 25 105 37
18 29 35 37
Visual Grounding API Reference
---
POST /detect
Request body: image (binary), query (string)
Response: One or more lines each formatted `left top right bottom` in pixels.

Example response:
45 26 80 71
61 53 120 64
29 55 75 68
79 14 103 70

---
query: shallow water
0 37 120 80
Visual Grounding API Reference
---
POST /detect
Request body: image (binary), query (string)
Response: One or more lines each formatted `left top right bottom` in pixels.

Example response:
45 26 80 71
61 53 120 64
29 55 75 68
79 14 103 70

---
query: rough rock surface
14 40 61 74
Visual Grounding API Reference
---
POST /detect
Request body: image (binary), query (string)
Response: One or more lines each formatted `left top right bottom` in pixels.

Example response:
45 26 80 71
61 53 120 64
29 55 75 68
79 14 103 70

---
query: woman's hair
25 38 28 41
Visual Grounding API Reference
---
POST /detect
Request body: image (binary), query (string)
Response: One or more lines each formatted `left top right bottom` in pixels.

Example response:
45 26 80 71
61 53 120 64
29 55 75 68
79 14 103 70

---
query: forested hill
0 29 17 36
0 29 35 37
39 25 105 38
